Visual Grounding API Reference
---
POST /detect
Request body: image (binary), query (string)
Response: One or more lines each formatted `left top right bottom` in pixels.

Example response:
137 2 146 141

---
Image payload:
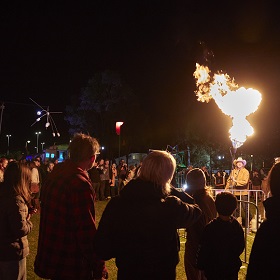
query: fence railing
177 189 267 264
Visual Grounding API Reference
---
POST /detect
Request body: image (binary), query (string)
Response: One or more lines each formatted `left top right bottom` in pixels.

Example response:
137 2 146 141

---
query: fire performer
225 157 252 225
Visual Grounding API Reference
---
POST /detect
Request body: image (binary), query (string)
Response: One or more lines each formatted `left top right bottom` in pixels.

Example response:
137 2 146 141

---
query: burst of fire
193 63 262 149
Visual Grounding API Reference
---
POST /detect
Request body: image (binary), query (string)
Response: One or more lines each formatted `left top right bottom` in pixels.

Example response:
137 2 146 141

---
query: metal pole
187 146 190 167
118 134 121 159
26 140 30 154
36 132 41 154
6 134 11 155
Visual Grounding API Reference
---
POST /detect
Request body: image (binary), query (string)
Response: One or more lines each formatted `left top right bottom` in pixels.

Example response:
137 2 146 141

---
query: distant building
43 144 68 163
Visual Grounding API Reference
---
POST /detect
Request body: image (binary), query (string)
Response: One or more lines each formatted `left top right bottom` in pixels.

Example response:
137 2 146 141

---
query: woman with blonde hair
0 161 34 280
94 150 202 280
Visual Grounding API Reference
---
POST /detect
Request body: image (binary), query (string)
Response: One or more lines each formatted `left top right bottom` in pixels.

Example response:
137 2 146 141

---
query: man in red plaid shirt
34 133 108 280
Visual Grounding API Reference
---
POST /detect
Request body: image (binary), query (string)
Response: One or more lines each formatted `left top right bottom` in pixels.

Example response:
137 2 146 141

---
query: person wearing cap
225 157 252 225
184 168 217 280
197 192 245 280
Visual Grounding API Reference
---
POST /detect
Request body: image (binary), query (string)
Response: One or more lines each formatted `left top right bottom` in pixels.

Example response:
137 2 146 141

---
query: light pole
6 134 11 155
35 132 41 153
26 140 30 147
26 140 30 154
116 122 124 160
41 142 45 151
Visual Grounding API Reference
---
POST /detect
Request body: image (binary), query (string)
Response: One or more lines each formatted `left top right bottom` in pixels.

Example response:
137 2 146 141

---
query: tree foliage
64 70 149 158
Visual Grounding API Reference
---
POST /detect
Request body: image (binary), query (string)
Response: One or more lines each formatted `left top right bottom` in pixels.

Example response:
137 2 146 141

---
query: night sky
1 1 280 158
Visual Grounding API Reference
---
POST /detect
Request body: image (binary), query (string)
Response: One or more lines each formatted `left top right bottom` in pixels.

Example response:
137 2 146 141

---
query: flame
194 63 262 148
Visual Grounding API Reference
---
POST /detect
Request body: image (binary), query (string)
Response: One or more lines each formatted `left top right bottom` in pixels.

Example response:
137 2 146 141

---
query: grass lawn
27 200 253 280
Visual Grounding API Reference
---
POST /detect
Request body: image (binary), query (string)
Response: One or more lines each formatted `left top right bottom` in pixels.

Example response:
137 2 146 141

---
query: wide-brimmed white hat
233 157 247 166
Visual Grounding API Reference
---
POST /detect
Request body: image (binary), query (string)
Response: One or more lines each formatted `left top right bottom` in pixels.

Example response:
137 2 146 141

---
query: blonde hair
68 133 100 162
4 162 32 203
138 150 176 195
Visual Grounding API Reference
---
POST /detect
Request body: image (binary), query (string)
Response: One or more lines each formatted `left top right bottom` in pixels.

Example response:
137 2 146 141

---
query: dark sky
1 1 280 157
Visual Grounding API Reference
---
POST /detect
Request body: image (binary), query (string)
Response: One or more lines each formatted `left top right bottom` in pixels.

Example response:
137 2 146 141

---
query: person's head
33 156 41 167
186 168 206 193
3 161 32 202
129 165 136 171
215 191 237 216
138 150 176 195
253 170 259 176
47 162 55 172
267 162 280 196
68 133 100 170
233 157 246 169
0 157 9 170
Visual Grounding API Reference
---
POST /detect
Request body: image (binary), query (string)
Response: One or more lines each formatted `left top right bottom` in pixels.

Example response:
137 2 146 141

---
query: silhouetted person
94 150 202 280
197 192 245 280
246 162 280 280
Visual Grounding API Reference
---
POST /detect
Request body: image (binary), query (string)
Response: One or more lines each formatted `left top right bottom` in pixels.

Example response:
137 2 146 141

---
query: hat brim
234 159 246 166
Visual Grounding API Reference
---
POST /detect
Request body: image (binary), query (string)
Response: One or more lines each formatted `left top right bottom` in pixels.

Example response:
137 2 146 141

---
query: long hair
186 168 207 196
138 150 176 195
68 133 100 162
3 161 32 203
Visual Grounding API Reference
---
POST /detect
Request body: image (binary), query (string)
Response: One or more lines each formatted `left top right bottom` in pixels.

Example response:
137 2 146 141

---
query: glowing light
193 63 262 148
30 98 62 137
116 122 124 135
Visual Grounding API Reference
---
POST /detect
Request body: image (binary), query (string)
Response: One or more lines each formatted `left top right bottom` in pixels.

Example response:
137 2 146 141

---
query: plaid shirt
34 159 106 279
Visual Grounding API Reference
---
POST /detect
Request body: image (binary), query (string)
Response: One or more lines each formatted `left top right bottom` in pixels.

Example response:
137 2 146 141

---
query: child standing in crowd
197 192 245 280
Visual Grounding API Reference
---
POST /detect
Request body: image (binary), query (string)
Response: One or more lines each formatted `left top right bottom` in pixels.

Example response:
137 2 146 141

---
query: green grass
27 200 253 280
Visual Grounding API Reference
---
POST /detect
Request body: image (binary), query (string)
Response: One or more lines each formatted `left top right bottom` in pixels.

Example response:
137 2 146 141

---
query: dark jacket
184 188 217 280
88 166 102 183
246 196 280 280
0 184 32 261
197 216 245 279
94 178 202 280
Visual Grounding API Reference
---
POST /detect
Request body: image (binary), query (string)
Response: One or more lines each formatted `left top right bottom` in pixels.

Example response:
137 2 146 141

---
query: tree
64 70 149 158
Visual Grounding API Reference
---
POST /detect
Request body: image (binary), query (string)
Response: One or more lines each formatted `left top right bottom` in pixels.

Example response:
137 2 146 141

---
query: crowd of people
88 157 140 202
0 133 278 279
